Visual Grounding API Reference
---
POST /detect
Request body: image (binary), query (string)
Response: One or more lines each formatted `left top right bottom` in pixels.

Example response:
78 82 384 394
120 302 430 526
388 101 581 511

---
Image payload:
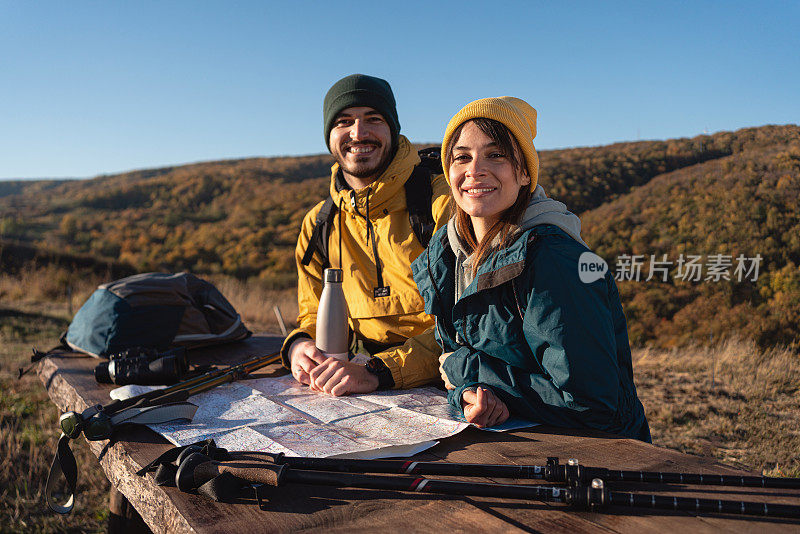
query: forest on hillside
583 142 800 348
1 125 798 349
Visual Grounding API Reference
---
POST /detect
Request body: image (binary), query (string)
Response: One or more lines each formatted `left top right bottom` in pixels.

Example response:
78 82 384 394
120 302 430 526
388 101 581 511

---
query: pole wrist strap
46 402 198 514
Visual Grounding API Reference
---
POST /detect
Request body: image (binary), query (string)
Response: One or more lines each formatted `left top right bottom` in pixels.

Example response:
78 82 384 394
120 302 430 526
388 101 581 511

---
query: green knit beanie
323 74 400 151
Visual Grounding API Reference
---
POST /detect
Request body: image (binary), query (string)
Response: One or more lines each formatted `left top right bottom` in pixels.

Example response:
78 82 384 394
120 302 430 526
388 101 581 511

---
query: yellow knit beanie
441 96 539 191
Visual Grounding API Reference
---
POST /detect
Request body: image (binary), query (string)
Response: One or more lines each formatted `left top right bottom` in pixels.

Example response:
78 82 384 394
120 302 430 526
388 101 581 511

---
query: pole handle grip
211 461 285 487
176 452 286 492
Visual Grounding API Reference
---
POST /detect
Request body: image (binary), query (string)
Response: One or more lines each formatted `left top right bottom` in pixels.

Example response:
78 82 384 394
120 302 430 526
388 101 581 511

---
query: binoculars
94 346 188 386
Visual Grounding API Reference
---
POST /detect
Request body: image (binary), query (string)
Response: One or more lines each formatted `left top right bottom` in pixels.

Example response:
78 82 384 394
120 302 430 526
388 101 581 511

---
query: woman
411 97 650 441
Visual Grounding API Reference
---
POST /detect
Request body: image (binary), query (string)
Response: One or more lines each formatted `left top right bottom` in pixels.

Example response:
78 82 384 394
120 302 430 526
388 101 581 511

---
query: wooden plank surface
37 335 800 533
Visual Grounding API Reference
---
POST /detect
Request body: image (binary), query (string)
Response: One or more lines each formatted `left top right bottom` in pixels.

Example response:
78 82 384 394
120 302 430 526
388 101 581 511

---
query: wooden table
38 335 800 533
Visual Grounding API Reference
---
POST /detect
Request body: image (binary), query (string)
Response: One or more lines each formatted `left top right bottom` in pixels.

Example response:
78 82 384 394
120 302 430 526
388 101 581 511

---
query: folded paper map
112 375 472 459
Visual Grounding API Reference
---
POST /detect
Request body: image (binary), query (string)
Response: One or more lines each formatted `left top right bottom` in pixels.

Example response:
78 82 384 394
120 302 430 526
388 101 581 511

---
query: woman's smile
462 185 497 196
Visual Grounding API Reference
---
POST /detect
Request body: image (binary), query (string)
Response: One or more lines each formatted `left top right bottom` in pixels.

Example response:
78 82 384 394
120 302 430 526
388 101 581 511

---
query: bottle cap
324 268 343 283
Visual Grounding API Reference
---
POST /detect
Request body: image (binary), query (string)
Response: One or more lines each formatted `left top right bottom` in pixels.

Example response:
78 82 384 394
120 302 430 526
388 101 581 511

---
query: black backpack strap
18 334 78 379
417 146 442 171
404 165 436 249
300 195 337 267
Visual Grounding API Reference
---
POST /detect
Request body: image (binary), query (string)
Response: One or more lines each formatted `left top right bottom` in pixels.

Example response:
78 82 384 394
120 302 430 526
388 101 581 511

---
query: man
281 74 450 395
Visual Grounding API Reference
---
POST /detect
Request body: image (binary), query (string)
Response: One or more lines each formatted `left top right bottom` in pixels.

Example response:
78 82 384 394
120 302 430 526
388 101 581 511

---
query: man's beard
335 141 392 179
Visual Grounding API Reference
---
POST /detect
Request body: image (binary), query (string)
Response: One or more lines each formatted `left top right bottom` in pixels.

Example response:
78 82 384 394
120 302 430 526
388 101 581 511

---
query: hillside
541 125 800 213
0 154 336 285
1 124 798 348
581 135 800 348
0 179 75 199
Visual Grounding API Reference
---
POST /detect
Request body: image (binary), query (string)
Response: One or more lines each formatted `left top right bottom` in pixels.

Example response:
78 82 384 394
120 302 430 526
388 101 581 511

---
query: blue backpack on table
64 272 251 357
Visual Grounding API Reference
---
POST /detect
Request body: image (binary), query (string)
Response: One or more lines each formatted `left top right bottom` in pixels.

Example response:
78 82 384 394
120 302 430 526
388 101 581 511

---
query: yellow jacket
281 136 451 388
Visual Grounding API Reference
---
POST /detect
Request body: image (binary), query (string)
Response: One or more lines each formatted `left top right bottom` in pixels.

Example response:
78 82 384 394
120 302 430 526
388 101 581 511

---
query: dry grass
0 265 101 316
208 275 298 334
0 306 111 533
633 338 800 477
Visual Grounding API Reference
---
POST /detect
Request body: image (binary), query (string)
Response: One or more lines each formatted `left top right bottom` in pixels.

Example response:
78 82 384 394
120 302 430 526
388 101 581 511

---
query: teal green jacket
411 224 650 441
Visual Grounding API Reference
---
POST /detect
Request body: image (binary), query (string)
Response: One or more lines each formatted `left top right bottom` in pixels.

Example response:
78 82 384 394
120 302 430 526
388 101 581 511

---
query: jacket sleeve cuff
448 384 479 416
371 327 442 389
280 329 313 369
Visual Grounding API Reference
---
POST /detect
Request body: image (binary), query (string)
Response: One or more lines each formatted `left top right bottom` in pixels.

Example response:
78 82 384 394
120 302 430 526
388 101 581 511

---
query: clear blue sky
1 1 798 179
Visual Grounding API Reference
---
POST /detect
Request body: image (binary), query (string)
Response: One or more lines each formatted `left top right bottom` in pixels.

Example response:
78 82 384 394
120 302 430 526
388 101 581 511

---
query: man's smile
344 142 380 155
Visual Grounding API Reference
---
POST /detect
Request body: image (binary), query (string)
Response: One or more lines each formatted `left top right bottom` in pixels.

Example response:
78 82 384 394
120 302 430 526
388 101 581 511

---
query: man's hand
308 358 379 396
461 386 510 428
438 352 454 390
288 338 326 385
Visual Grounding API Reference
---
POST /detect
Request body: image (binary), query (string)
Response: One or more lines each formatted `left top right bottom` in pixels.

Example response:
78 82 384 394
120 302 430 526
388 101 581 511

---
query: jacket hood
518 185 586 246
329 135 420 213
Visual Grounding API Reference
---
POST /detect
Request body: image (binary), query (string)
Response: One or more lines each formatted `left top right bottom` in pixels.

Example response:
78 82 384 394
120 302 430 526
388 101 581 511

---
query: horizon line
2 122 794 182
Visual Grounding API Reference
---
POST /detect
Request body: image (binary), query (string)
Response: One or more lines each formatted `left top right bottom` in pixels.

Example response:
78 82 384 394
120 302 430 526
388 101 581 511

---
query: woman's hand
438 352 454 390
461 386 510 428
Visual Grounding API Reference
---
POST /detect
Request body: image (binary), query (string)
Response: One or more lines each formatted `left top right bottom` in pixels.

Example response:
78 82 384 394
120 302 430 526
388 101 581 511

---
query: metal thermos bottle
316 268 349 361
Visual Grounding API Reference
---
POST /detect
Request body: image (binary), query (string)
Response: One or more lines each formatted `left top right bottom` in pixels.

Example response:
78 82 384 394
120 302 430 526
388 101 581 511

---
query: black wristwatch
364 357 395 390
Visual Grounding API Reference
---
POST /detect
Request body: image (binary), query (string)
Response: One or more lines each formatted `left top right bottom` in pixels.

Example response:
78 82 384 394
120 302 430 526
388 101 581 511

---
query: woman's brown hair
445 118 532 276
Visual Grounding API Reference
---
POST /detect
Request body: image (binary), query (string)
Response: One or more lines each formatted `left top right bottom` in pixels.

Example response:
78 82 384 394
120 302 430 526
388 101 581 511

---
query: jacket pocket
346 285 427 319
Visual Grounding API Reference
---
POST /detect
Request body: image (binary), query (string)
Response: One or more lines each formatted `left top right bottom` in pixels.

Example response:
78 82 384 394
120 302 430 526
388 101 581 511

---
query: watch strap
364 357 395 390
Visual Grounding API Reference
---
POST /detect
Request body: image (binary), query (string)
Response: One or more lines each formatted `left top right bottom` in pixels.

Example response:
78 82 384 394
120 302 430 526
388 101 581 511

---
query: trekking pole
48 350 281 514
175 453 800 519
540 457 800 490
128 350 283 408
125 350 281 409
273 305 288 337
179 450 800 491
58 351 281 441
